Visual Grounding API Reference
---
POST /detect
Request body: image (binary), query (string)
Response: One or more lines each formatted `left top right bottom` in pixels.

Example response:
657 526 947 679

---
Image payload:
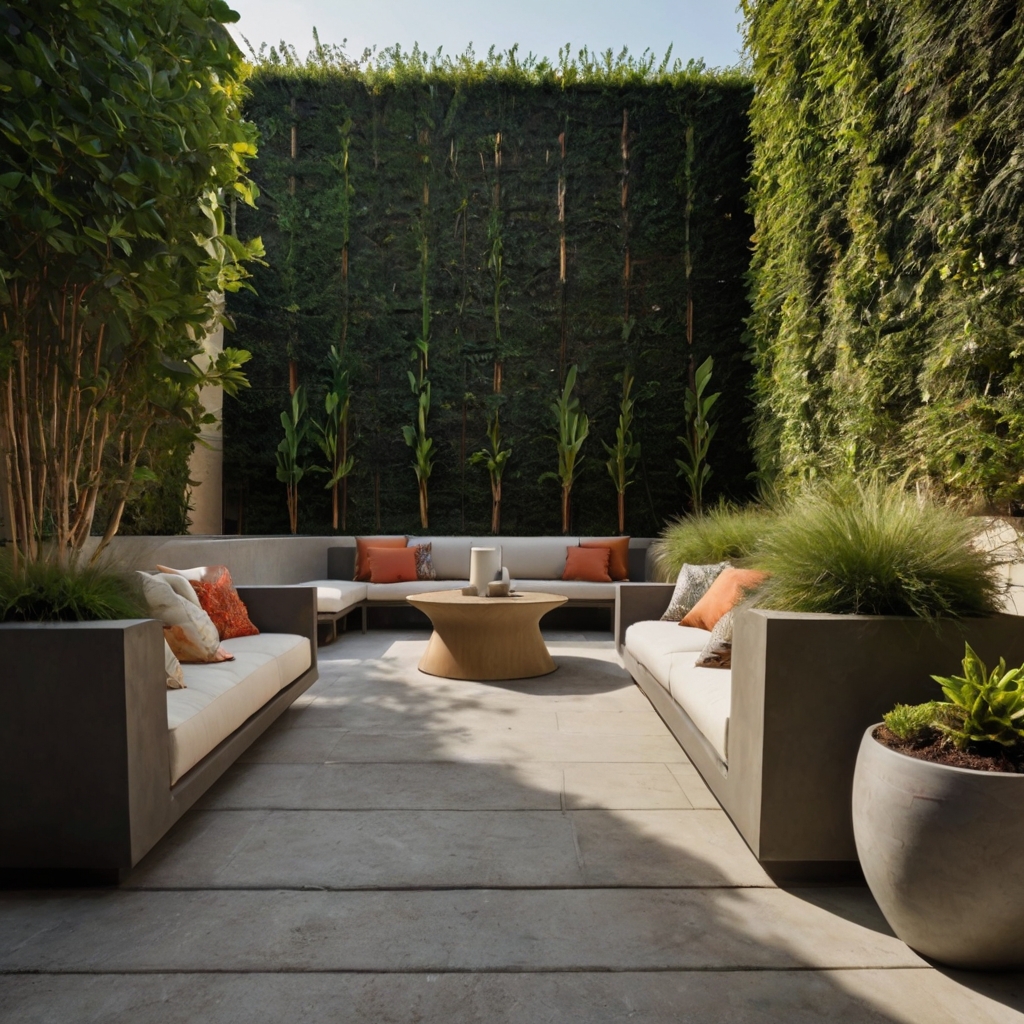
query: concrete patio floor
2 629 1023 1022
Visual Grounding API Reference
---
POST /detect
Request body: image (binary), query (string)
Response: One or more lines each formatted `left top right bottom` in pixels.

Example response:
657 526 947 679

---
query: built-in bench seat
168 632 311 784
622 620 729 763
294 535 651 638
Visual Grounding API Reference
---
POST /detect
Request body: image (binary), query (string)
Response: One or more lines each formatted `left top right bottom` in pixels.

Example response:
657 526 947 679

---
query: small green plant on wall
604 367 641 535
470 404 512 534
276 387 308 535
403 367 434 530
313 345 355 532
677 356 719 514
542 365 590 534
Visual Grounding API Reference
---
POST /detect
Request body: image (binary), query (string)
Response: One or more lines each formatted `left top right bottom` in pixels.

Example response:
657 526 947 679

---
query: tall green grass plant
0 558 146 622
650 501 774 581
753 479 1000 618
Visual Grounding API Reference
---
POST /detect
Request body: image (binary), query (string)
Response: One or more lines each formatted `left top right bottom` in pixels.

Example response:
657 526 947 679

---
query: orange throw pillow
681 568 766 632
181 565 259 641
355 536 407 581
367 545 419 584
582 537 630 580
563 545 612 583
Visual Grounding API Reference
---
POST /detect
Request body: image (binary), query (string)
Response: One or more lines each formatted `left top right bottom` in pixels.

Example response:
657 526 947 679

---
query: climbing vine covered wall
745 0 1024 509
225 49 754 535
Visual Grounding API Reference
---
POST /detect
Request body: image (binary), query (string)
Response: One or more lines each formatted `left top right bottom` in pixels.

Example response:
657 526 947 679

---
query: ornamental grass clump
754 478 1000 618
0 558 145 623
650 500 774 581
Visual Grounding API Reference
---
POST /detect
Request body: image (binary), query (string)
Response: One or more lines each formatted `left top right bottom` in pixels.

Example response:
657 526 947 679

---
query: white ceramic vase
469 547 502 595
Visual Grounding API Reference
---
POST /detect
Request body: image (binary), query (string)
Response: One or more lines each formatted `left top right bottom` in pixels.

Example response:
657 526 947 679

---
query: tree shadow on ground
0 629 1019 1022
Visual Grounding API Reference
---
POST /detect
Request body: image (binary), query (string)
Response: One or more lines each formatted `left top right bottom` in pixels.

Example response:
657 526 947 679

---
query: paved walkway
2 631 1023 1022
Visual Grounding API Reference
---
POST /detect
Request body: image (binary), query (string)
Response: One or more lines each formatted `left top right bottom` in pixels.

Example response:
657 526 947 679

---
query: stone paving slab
196 761 567 811
0 888 925 973
126 806 770 889
3 969 1022 1024
125 809 586 889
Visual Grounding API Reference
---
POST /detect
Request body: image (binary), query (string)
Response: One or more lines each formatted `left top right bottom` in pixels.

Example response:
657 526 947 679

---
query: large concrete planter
853 727 1024 968
0 586 318 881
616 594 1024 880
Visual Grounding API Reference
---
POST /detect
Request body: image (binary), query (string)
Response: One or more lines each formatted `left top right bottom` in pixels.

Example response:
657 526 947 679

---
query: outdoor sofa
0 586 318 882
616 584 1024 881
293 536 653 639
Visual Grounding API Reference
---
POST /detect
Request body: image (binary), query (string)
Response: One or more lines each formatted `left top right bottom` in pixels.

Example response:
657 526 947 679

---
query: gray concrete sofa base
0 586 318 882
617 585 1024 881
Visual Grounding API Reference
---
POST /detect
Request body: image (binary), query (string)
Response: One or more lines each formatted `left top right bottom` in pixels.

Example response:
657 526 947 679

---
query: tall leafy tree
0 0 261 566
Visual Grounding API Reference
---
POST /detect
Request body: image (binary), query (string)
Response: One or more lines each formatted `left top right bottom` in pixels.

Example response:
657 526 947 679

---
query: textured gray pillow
661 562 730 621
415 542 437 581
695 610 733 668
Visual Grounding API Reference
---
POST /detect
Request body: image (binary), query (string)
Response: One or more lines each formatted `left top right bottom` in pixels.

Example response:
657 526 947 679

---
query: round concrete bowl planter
852 726 1024 969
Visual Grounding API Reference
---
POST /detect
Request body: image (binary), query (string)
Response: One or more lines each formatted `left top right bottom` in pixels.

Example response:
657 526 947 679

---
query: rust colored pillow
355 536 407 581
681 568 767 632
563 545 612 583
367 545 420 584
183 565 260 641
582 537 630 580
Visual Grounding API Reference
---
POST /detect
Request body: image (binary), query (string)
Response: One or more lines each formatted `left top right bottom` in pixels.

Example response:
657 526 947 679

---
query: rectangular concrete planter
0 587 318 881
619 595 1024 880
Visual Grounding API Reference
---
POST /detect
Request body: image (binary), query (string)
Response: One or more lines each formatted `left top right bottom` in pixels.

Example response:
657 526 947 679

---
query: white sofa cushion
624 620 713 684
406 537 471 579
667 656 731 763
166 633 311 784
365 579 468 600
477 536 579 579
513 579 617 601
292 579 367 614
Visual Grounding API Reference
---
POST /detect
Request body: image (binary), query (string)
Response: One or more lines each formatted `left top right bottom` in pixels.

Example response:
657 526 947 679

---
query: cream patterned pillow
661 562 730 621
137 573 232 664
164 641 186 689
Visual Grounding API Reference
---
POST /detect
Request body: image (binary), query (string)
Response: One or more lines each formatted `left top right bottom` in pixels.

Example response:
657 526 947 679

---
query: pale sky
227 0 747 70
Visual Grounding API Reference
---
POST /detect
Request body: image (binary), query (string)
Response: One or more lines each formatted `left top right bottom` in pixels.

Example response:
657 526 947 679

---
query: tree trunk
287 483 298 534
331 482 339 532
418 478 429 530
491 476 501 534
561 484 571 534
618 489 625 535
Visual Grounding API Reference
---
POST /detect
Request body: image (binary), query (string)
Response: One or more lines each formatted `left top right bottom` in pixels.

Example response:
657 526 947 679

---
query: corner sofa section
617 584 1024 881
0 586 318 880
306 536 651 632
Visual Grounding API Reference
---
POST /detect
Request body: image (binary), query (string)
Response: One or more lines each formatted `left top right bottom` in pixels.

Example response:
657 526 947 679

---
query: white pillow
137 572 221 660
155 571 202 608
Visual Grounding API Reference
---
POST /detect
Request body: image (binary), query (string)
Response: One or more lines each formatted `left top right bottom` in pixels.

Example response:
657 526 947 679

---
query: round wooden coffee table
406 590 568 680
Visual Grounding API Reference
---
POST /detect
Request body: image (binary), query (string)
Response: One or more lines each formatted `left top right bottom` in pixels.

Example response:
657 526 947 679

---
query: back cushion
355 536 407 581
406 537 472 579
367 546 419 584
477 537 580 579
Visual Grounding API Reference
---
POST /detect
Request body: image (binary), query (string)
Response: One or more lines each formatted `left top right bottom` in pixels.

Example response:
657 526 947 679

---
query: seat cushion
624 620 713 686
365 579 468 600
476 536 579 579
293 580 367 615
667 656 731 763
514 579 617 601
166 633 311 784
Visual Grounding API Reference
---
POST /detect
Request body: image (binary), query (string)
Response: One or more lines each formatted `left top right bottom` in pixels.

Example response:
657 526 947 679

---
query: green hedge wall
745 0 1024 509
224 52 754 536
